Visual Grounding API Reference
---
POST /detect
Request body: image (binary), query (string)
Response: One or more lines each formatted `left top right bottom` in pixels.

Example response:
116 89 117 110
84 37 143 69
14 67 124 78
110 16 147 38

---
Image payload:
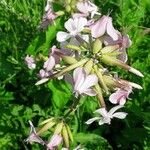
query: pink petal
83 88 97 96
73 68 85 91
47 134 62 149
90 15 108 38
109 89 128 105
77 2 89 14
106 17 119 41
44 56 55 71
80 74 98 91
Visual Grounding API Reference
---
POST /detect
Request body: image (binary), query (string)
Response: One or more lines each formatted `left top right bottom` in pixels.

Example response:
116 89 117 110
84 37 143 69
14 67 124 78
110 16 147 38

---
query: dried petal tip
129 67 144 77
129 82 143 90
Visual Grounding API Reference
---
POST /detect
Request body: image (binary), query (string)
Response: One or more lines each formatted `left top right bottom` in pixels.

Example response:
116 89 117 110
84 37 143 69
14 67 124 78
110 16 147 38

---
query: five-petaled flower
109 87 132 105
57 17 87 42
73 67 98 97
85 105 127 125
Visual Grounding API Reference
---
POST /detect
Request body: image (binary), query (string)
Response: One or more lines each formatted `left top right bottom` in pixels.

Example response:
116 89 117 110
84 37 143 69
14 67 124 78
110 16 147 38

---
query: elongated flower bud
39 117 54 126
94 84 106 108
62 56 78 64
84 59 93 74
66 124 73 142
129 67 144 77
62 125 69 148
54 122 64 135
37 120 56 135
93 39 102 54
65 44 82 51
128 82 143 89
53 58 88 78
101 55 144 77
101 45 119 54
94 65 109 94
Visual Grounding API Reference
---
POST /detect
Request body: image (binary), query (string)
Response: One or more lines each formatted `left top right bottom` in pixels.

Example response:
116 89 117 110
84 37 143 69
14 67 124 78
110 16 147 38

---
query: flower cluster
25 0 143 149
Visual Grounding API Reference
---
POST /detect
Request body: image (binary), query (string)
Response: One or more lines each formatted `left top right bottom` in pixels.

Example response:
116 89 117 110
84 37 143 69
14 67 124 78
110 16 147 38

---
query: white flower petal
85 117 100 124
95 108 108 118
35 78 49 85
73 68 85 91
80 74 98 91
112 112 127 119
108 105 124 116
83 88 97 96
65 18 74 32
56 32 71 42
76 17 87 32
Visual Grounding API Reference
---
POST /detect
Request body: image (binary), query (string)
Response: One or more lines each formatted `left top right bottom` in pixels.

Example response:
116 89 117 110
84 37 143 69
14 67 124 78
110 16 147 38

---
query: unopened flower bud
66 125 73 142
84 59 93 74
101 45 119 54
94 84 106 107
94 65 109 94
62 56 78 64
54 122 64 135
62 125 69 148
65 44 82 51
54 59 88 78
37 119 56 135
101 55 144 77
55 11 65 16
66 5 71 12
93 39 102 54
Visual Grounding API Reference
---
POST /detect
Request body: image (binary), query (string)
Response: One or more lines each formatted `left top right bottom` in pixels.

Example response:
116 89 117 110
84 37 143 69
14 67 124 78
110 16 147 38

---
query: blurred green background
0 0 150 149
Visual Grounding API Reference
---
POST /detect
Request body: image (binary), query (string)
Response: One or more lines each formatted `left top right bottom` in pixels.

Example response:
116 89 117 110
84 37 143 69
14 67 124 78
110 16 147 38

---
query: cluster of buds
26 118 81 149
25 0 143 149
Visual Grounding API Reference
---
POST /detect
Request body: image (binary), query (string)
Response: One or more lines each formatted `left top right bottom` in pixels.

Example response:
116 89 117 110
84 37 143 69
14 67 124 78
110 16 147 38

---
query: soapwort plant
25 0 144 149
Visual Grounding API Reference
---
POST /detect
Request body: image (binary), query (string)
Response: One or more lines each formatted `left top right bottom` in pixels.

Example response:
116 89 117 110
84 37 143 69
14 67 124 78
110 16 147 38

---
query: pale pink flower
90 15 120 40
47 134 62 150
57 17 87 42
73 1 100 18
109 87 132 105
25 55 36 69
25 121 45 145
85 105 127 125
40 0 57 29
38 69 52 78
104 34 132 62
73 67 98 97
44 46 60 71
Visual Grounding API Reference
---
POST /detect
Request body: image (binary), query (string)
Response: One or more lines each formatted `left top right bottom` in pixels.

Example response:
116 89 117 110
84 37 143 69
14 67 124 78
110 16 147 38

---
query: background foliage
0 0 150 149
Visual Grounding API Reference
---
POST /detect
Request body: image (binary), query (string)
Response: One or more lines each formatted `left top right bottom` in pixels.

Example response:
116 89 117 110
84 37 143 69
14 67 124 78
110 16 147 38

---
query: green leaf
48 80 72 109
74 132 112 149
